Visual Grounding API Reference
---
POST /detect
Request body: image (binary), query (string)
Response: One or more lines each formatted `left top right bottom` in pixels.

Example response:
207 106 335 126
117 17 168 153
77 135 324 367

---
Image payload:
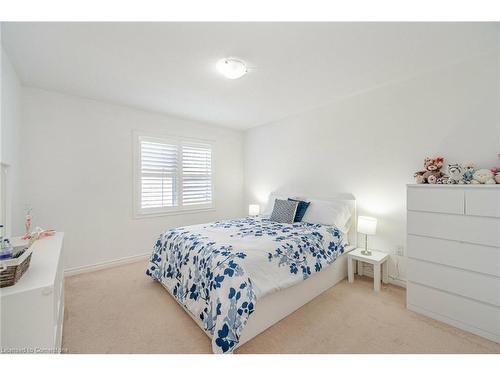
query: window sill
134 207 216 219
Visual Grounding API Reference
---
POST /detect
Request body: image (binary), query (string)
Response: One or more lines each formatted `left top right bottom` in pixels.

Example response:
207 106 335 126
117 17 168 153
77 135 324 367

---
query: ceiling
2 22 498 129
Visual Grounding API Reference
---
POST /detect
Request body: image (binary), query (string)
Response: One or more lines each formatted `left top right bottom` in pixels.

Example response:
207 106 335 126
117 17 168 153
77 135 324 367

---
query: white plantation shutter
181 143 212 206
140 139 178 209
136 135 213 215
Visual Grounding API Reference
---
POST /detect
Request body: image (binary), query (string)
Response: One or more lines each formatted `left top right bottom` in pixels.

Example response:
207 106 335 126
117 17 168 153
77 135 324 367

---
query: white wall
244 51 500 285
1 25 2 164
1 42 22 237
18 88 245 270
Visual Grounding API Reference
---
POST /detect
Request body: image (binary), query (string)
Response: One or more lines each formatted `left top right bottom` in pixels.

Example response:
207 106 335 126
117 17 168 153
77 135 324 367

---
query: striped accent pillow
270 199 299 224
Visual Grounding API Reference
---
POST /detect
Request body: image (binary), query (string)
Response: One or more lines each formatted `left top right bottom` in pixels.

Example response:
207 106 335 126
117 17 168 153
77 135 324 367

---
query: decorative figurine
21 208 33 240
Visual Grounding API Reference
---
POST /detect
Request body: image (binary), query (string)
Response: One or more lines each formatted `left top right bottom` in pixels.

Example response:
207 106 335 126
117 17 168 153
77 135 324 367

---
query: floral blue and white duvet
146 216 345 353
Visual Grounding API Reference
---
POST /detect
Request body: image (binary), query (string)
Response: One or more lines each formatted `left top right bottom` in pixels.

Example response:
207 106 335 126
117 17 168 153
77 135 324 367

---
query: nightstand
347 248 389 292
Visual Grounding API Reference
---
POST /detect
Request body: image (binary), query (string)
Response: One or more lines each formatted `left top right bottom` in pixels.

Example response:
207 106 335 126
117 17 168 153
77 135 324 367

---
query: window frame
133 131 215 218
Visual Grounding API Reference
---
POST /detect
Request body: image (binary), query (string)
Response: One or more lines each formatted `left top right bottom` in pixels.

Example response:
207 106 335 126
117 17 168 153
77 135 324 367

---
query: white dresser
407 185 500 343
0 233 65 353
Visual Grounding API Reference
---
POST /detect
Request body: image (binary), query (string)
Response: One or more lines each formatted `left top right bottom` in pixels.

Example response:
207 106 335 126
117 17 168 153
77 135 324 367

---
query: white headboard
266 191 357 248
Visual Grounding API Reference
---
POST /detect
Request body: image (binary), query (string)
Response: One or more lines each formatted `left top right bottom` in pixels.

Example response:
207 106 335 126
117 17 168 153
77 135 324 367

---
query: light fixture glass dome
216 58 247 79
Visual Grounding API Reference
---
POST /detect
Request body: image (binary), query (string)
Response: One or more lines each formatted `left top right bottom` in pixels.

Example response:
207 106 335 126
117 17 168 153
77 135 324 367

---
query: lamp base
361 234 372 256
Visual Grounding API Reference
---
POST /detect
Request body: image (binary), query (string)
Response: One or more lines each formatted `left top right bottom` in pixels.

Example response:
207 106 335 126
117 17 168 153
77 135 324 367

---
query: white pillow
301 198 352 232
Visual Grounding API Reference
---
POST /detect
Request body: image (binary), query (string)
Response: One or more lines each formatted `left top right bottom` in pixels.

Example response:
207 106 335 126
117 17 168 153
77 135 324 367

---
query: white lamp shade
357 216 377 235
248 204 260 216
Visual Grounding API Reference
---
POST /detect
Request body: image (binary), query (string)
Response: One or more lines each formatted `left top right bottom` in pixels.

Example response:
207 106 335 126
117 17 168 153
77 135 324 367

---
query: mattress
146 216 346 353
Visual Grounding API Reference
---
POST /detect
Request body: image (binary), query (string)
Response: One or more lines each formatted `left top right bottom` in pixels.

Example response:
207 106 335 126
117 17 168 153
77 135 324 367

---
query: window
134 133 214 216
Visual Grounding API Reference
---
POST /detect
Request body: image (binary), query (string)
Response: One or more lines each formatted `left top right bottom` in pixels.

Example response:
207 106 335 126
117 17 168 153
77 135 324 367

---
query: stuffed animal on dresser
447 163 465 184
462 164 476 184
436 175 449 184
471 169 496 184
490 167 500 184
414 157 445 184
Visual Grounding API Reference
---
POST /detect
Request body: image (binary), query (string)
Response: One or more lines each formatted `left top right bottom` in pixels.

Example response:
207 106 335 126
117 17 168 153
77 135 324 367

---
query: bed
146 193 356 353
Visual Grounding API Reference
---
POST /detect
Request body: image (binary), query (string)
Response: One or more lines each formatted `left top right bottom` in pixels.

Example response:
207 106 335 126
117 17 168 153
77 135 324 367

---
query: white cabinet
0 233 65 353
407 185 500 344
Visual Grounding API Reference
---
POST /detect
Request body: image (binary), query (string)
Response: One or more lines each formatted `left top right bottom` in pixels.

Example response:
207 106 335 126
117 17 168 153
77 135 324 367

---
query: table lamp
357 216 377 256
248 204 260 216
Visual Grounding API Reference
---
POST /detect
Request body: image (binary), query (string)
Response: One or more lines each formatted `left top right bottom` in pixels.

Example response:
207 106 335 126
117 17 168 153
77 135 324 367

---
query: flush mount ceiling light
216 58 247 79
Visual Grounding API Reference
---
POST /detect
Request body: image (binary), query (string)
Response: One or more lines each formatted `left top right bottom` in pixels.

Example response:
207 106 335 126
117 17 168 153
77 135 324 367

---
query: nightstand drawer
407 187 464 215
466 189 500 218
407 258 500 306
408 211 500 248
407 235 500 277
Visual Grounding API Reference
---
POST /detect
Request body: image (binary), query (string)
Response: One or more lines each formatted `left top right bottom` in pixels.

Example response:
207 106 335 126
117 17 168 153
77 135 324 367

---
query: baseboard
64 252 150 277
388 277 406 288
358 263 406 288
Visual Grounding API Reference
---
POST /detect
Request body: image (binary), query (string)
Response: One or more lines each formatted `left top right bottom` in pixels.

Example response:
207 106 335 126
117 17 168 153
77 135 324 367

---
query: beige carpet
62 260 500 354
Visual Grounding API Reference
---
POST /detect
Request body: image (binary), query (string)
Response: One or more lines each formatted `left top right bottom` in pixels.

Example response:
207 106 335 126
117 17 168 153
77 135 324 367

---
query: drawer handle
42 287 53 296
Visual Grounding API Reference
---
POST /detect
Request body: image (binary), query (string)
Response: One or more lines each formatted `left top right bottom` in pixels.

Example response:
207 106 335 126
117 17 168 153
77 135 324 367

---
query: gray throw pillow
270 199 299 224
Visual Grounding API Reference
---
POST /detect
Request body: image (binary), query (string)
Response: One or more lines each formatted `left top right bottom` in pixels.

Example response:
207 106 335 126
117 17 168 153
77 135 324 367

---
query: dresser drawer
407 235 500 277
407 187 464 215
408 211 500 248
466 189 500 218
407 258 500 306
407 282 500 341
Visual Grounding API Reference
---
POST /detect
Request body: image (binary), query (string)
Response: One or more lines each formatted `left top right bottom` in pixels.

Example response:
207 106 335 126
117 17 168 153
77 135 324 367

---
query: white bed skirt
161 246 353 352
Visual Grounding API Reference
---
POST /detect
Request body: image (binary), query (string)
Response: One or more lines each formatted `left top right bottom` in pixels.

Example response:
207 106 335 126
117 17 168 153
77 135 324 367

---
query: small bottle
0 239 13 260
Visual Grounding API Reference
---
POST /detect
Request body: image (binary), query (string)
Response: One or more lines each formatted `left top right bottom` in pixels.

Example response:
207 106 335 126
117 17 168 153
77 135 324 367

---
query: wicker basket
0 246 33 288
